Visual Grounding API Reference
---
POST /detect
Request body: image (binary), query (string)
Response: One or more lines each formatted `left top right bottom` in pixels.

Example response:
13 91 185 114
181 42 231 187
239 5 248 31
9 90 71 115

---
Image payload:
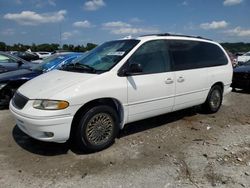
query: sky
0 0 250 46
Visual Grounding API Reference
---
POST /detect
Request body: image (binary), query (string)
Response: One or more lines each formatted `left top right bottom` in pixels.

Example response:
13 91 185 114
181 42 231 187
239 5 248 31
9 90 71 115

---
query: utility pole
59 23 62 49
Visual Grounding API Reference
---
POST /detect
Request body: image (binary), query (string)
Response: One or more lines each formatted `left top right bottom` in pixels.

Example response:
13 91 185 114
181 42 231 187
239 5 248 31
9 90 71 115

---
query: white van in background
10 34 233 152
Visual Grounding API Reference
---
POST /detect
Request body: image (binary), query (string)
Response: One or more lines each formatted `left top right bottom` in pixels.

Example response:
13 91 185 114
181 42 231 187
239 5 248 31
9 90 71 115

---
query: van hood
18 70 97 99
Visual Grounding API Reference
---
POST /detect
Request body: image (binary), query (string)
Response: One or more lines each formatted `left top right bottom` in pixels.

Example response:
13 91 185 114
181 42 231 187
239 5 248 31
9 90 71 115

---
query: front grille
12 92 29 110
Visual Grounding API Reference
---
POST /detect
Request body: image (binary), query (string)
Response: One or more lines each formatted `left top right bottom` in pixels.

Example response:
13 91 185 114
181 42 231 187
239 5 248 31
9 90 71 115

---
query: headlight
33 100 69 110
0 83 7 90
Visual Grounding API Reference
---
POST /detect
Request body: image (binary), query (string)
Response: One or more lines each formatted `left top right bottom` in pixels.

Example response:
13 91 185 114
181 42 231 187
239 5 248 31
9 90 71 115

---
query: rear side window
169 40 228 71
128 40 171 74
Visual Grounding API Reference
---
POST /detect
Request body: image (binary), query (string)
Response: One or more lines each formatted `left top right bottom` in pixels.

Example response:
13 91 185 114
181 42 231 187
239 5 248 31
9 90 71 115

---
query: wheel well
70 98 124 138
211 82 224 93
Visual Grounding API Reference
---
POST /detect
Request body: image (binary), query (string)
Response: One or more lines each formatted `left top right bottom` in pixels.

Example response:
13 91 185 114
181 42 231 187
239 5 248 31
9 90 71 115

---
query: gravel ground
0 91 250 188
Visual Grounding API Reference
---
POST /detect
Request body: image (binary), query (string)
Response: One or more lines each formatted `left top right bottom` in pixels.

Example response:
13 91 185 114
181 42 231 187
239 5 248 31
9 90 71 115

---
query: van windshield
62 39 139 73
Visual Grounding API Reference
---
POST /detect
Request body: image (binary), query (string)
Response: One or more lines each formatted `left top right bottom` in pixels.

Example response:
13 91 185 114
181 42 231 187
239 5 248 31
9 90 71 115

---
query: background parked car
0 51 35 74
237 51 250 65
11 51 39 61
34 52 52 59
232 60 250 91
0 52 83 108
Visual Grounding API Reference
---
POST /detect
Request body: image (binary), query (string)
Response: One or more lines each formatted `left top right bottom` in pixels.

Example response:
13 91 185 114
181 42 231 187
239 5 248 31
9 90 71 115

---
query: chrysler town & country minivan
10 34 233 152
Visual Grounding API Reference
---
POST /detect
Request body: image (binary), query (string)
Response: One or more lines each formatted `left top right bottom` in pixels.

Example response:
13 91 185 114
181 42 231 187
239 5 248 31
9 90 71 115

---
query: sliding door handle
177 76 185 83
165 78 174 84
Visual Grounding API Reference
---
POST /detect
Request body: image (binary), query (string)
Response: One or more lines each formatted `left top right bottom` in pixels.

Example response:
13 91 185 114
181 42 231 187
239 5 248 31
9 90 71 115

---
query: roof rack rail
140 33 212 41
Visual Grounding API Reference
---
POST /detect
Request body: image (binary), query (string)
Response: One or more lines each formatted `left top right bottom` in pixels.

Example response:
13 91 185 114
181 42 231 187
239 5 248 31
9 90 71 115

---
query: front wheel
75 105 119 152
202 85 223 113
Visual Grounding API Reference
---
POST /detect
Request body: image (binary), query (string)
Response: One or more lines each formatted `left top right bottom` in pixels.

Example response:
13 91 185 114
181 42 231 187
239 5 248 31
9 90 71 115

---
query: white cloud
15 0 22 5
84 0 105 11
73 20 93 28
102 21 160 35
200 20 229 30
224 27 250 37
62 32 73 40
61 30 80 40
31 0 57 8
103 21 131 28
48 0 56 6
1 28 15 36
110 27 159 35
4 10 66 25
182 1 188 6
223 0 243 6
130 17 143 23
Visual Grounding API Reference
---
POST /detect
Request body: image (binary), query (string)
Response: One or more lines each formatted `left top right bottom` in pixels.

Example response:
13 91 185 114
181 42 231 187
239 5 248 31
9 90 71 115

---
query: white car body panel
127 72 175 123
35 52 52 59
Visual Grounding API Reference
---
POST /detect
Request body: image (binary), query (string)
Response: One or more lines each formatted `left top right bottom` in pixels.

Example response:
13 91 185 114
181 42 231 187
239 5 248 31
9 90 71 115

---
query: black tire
75 105 119 152
202 85 223 114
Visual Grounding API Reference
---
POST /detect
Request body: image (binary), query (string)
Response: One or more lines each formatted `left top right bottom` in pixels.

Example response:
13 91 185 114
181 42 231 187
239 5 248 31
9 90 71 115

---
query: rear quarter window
169 40 228 71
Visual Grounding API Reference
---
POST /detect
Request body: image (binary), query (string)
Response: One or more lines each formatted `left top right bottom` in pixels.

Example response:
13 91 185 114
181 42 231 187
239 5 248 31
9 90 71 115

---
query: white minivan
10 34 232 152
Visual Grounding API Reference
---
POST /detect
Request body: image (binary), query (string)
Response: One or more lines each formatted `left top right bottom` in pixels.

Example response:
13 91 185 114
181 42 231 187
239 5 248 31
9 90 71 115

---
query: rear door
169 40 229 111
169 40 210 111
126 40 175 123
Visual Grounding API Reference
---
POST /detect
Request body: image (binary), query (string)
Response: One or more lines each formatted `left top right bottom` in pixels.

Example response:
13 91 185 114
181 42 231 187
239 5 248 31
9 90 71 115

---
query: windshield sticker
107 51 125 56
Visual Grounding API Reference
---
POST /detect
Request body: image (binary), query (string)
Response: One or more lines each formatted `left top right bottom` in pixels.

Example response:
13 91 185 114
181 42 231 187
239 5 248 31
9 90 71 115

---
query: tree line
0 41 250 54
0 42 97 52
220 43 250 54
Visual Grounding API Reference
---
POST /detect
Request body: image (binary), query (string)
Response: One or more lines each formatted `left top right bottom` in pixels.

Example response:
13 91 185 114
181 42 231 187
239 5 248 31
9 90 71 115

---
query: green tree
62 44 69 51
85 43 97 51
0 42 6 51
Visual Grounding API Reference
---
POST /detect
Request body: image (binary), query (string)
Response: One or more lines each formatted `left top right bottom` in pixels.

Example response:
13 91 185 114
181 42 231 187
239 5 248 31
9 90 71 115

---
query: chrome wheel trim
85 113 114 146
210 89 221 110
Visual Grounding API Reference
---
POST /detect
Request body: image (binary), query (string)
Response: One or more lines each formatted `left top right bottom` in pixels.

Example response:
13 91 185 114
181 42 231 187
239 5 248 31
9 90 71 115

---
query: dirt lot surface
0 91 250 188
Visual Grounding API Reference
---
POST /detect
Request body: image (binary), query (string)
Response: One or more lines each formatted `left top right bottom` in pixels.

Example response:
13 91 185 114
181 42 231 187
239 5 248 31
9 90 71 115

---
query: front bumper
9 100 74 143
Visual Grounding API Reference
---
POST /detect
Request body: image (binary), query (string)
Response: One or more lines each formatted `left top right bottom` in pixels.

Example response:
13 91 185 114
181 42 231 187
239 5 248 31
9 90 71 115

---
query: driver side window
128 40 170 74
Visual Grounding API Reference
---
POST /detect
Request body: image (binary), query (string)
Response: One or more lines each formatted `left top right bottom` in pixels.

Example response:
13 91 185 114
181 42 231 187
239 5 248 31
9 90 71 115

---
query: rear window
169 40 228 71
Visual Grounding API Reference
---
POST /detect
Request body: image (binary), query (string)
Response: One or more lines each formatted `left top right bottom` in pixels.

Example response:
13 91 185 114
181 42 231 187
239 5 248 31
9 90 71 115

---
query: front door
126 40 175 123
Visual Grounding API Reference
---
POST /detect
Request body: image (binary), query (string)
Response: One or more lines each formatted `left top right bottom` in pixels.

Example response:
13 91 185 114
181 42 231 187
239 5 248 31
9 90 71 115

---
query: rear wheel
202 85 223 113
75 105 119 152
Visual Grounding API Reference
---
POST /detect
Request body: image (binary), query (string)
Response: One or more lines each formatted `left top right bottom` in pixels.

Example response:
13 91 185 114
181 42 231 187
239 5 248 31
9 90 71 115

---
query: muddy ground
0 91 250 188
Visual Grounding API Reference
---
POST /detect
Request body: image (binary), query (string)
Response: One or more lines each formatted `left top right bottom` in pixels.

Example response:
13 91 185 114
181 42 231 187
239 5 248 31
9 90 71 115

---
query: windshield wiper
62 63 96 73
74 63 96 72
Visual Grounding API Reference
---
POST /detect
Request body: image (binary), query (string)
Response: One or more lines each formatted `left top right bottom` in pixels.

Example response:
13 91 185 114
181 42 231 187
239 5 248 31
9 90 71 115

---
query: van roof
137 33 213 42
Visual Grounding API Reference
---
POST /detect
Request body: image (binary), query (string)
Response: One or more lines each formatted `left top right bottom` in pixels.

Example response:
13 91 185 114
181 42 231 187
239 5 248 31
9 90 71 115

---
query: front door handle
177 76 185 83
165 78 174 84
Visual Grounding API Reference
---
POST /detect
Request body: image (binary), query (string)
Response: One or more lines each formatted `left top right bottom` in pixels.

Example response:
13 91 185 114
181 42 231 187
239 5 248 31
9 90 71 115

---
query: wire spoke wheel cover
209 89 221 110
85 113 114 146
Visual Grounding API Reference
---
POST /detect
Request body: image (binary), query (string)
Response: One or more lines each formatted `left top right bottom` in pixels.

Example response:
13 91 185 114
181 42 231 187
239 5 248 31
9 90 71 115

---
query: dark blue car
0 51 35 73
232 60 250 91
0 52 83 107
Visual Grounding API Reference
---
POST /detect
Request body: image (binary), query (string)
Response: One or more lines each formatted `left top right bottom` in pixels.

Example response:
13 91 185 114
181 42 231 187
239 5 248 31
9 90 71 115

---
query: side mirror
128 63 143 74
119 63 143 76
